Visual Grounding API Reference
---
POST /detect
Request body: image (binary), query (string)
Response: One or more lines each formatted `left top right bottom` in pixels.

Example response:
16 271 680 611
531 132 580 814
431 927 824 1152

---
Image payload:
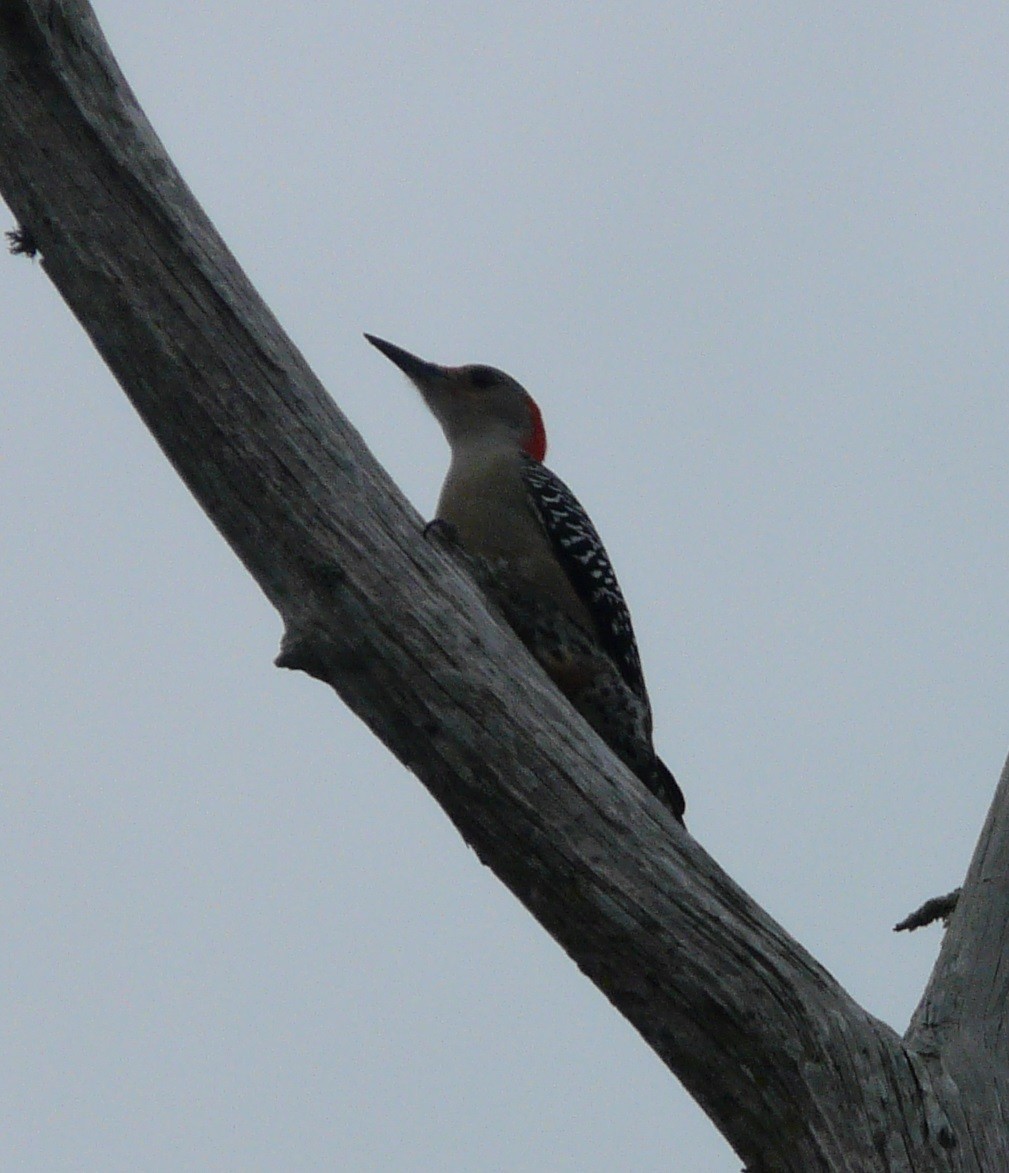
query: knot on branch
276 625 369 682
6 223 39 257
894 889 961 933
275 629 328 678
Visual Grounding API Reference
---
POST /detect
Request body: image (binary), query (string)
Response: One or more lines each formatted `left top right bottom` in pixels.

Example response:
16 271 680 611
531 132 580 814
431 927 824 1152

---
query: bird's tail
647 757 685 824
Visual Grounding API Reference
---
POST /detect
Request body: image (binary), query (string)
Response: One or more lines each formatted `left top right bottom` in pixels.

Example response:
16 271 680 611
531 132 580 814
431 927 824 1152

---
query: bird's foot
423 518 460 546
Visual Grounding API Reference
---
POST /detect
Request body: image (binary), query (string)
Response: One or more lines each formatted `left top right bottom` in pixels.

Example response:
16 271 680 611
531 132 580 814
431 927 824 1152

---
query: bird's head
365 334 546 462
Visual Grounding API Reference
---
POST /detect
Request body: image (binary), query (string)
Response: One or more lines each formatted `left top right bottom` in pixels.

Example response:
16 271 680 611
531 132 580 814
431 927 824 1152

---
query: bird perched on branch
366 334 684 823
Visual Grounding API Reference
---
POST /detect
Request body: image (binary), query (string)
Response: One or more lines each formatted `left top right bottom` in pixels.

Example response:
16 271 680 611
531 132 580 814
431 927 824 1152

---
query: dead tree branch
2 2 1007 1168
896 890 961 933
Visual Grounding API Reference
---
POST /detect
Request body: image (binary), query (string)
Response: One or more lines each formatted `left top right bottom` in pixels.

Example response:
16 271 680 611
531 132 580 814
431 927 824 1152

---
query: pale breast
436 452 595 632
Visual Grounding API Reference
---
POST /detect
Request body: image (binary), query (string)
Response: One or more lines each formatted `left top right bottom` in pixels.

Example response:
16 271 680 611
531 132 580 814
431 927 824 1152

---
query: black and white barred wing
520 455 647 699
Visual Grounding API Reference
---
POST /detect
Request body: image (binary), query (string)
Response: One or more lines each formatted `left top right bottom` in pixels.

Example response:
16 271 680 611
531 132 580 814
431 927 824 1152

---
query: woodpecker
366 334 685 823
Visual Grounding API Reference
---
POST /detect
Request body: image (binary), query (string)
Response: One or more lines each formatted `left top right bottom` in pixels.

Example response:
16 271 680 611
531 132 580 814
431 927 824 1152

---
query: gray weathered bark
1 3 1006 1168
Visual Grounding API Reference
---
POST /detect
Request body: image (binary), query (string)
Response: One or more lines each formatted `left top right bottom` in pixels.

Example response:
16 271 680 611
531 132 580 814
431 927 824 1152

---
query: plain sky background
3 4 1008 1169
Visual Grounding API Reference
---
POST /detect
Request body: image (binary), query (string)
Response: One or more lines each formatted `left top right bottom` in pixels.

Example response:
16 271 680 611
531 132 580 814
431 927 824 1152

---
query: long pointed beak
364 334 446 385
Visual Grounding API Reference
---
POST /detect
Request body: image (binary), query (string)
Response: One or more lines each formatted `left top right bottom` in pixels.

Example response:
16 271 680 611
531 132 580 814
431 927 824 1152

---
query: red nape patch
522 394 547 461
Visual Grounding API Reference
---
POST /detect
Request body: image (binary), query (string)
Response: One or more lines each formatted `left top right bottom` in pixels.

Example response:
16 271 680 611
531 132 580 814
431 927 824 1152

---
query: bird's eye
469 367 497 389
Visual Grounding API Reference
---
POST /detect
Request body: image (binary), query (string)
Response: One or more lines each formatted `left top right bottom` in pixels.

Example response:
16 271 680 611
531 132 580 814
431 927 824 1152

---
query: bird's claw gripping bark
423 517 460 546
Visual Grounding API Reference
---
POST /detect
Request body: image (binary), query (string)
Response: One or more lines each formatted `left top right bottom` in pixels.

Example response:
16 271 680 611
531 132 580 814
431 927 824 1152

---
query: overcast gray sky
4 4 1008 1169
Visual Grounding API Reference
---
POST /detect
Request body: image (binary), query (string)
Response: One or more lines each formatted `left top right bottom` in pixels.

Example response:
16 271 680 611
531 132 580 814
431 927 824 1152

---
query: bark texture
1 3 1007 1168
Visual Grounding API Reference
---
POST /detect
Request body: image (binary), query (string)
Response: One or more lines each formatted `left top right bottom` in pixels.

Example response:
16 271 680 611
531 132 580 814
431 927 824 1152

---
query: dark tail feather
648 757 685 824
